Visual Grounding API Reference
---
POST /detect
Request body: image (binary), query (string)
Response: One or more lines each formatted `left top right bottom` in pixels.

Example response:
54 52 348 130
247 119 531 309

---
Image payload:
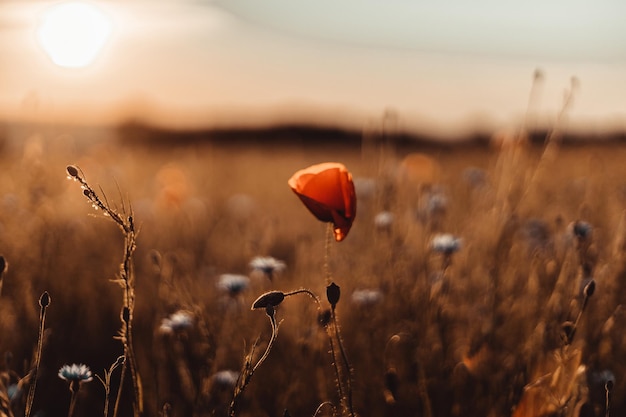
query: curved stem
229 313 280 416
251 317 278 373
284 289 321 306
313 401 336 417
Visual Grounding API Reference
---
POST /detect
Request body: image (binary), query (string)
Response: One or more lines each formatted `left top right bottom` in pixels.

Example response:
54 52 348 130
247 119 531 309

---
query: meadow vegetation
0 119 625 417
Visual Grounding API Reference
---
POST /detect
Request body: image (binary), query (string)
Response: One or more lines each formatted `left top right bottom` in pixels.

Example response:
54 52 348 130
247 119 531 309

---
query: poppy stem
324 222 333 285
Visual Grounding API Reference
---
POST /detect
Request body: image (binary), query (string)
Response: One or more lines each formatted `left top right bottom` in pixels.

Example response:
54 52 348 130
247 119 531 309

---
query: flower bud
326 282 340 308
66 165 80 179
39 291 50 308
584 279 596 298
251 291 285 310
606 379 614 392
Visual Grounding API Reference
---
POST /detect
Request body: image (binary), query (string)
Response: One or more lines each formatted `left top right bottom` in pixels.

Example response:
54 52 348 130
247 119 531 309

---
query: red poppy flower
288 162 357 242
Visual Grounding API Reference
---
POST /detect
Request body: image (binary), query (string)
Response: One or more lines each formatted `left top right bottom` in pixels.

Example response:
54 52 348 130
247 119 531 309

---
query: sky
1 0 625 136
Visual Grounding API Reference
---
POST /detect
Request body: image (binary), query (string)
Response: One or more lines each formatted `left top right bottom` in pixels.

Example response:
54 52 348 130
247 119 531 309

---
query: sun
37 1 112 69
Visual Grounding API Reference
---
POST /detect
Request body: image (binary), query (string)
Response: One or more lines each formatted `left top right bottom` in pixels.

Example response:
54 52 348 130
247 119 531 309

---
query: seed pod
251 291 285 310
584 279 596 298
326 282 340 308
66 165 80 179
606 379 614 392
39 291 51 308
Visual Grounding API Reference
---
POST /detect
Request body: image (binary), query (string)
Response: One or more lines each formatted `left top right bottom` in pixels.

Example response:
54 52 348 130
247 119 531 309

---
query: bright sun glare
37 1 112 68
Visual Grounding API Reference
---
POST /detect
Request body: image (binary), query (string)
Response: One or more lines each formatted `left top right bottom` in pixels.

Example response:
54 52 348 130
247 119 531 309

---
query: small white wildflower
7 384 18 400
58 364 93 383
218 274 250 296
425 191 448 215
430 233 462 255
212 370 239 387
159 310 194 334
374 211 394 231
249 256 286 280
462 167 487 188
351 289 383 306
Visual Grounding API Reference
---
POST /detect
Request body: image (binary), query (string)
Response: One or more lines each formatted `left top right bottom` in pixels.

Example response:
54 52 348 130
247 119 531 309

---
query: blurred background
2 2 626 417
1 0 625 137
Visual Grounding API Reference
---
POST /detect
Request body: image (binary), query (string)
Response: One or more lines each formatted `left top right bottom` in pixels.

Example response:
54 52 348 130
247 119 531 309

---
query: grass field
1 121 626 417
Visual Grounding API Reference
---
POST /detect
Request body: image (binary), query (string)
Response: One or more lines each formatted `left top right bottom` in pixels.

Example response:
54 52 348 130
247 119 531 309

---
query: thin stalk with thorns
66 165 143 417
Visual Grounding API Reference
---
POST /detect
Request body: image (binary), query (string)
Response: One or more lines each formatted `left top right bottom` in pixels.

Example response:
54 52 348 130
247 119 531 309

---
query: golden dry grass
0 123 626 417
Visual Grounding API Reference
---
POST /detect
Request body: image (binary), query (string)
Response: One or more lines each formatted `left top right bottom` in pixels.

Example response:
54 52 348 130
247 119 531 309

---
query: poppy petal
288 162 357 241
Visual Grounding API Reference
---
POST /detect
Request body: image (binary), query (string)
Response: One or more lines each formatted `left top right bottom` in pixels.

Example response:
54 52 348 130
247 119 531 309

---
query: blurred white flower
58 363 93 383
430 233 462 255
423 189 448 216
351 289 383 306
374 211 394 231
159 310 194 334
249 256 286 280
212 370 239 387
218 273 250 296
462 167 487 188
